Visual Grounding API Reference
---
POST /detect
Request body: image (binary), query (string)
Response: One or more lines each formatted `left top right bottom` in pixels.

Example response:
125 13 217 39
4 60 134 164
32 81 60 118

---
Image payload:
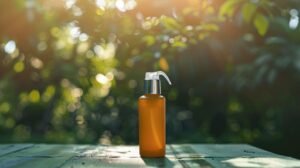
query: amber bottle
138 71 172 157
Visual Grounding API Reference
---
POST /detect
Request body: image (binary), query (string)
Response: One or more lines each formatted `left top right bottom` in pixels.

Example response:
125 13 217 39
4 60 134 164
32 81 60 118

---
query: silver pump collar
144 80 161 94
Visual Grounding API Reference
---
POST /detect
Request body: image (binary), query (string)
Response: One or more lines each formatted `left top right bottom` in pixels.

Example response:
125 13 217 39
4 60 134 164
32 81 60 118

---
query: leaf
142 35 155 46
268 69 276 83
242 2 257 23
160 16 180 30
253 13 269 36
172 40 187 48
159 58 169 72
198 32 210 40
255 65 268 83
219 0 241 17
199 23 219 31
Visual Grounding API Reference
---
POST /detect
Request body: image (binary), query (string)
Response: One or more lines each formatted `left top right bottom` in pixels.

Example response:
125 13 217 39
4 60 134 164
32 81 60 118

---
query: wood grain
0 144 299 168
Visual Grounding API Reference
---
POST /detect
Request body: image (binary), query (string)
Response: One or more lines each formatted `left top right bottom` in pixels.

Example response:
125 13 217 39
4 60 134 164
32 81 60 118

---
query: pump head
144 71 172 94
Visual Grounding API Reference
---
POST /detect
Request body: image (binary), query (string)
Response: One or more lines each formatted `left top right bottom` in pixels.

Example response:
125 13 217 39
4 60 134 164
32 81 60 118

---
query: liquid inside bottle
138 94 165 157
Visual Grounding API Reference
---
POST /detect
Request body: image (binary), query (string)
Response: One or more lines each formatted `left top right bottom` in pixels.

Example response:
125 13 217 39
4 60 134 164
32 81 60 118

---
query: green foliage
219 0 241 18
254 13 269 36
219 0 271 36
242 2 257 23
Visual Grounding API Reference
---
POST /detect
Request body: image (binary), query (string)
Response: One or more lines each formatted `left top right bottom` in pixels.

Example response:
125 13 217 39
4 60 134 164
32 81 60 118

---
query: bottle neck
144 80 161 94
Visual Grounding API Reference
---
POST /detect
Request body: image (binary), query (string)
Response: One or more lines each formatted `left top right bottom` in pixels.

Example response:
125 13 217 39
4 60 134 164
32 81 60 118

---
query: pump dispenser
138 71 172 157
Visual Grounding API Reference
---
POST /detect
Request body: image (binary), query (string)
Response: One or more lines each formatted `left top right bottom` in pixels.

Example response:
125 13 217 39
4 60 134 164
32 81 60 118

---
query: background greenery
1 0 300 158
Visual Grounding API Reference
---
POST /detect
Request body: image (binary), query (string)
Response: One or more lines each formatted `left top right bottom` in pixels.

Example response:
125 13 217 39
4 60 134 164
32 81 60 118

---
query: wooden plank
0 144 93 168
170 144 300 168
204 156 300 168
0 144 34 157
61 145 183 168
170 144 214 168
189 144 280 158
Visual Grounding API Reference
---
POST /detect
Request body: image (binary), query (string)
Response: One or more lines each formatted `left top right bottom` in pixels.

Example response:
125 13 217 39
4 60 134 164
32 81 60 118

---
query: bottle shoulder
139 94 165 100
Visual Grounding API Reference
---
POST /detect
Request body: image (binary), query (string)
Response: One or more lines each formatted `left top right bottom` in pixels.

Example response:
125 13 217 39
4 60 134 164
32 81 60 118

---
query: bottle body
138 94 165 157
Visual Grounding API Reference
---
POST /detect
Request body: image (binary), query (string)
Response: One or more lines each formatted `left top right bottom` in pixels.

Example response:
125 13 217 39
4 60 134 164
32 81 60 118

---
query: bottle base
139 150 165 158
140 154 165 158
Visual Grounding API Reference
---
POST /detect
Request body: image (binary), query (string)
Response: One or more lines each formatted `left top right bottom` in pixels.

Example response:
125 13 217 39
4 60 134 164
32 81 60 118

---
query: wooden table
0 144 299 168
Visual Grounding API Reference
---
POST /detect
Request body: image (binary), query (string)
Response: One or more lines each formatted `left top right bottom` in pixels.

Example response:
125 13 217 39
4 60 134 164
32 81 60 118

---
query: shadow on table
141 157 174 167
170 144 300 168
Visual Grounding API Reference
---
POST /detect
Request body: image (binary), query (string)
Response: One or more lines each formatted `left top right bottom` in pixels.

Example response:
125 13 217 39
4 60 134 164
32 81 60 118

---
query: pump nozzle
157 71 172 85
144 71 172 94
145 71 172 85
